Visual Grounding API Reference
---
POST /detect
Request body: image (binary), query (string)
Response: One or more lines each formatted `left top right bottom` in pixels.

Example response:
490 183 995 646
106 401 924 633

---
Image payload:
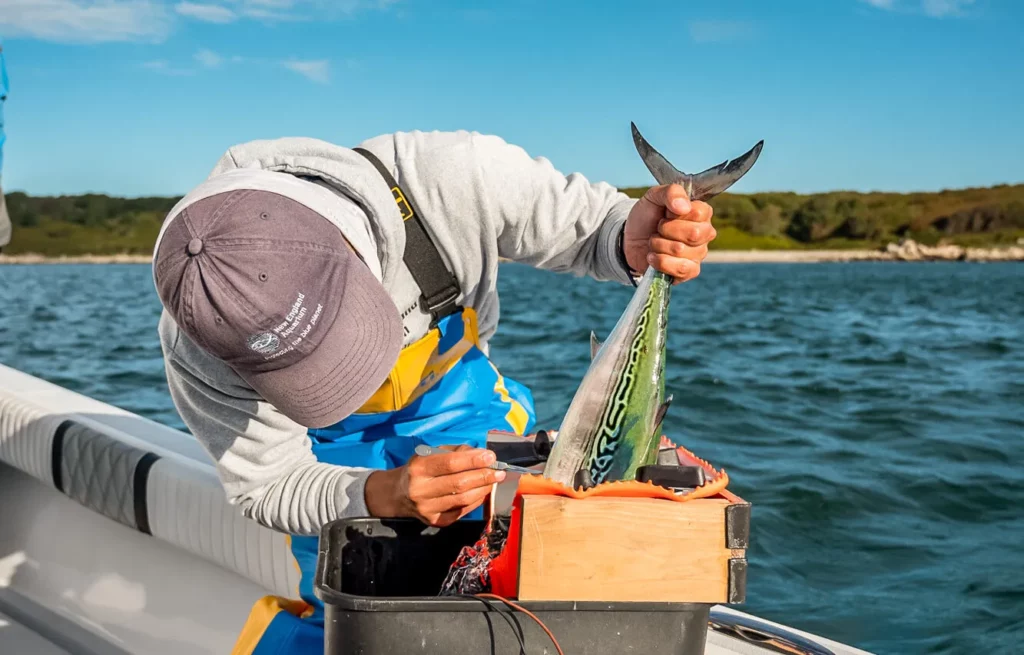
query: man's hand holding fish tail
623 183 717 284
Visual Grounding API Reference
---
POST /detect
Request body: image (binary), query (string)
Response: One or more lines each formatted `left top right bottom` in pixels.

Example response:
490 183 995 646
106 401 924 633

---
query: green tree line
3 184 1024 257
3 192 178 256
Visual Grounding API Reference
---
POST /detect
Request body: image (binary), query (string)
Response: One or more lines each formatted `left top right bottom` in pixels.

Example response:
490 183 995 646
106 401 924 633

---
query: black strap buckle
422 285 460 321
390 186 414 221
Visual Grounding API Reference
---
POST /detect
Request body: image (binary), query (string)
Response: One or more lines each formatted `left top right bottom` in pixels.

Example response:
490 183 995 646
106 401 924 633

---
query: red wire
474 593 565 655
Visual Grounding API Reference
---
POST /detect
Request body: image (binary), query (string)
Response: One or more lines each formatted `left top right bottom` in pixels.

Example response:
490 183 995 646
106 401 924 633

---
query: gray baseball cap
153 188 403 428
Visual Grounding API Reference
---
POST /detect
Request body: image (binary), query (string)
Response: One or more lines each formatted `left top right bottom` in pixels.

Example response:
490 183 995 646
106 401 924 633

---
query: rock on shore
703 239 1024 263
884 238 1024 262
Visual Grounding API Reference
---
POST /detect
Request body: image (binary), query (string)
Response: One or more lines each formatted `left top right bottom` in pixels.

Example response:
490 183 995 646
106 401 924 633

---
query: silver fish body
543 265 672 486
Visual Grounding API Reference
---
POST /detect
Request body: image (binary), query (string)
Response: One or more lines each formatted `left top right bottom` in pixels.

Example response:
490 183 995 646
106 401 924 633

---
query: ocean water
1 261 1022 654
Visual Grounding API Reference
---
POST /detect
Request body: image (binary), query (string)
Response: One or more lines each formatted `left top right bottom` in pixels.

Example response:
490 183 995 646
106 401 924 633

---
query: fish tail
631 121 763 202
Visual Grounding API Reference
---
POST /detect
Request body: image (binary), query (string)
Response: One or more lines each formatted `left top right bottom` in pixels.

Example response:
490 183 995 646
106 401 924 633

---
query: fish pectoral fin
631 121 764 202
590 331 603 360
654 394 674 431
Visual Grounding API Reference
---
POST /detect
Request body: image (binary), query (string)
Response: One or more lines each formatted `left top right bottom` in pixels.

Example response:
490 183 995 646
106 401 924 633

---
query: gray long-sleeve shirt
157 130 637 536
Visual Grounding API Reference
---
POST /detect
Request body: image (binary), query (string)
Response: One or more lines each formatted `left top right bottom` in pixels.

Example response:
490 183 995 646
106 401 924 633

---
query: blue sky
0 0 1021 197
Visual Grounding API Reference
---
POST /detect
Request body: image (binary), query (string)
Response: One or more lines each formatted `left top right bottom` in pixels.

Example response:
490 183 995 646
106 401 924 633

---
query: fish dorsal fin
590 331 603 360
631 121 763 202
654 394 673 430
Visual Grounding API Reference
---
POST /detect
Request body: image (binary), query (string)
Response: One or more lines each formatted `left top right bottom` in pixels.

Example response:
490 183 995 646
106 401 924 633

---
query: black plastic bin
314 517 711 655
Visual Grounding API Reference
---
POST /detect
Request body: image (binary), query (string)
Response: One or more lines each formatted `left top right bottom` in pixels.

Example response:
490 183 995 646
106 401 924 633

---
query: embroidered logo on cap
248 332 281 355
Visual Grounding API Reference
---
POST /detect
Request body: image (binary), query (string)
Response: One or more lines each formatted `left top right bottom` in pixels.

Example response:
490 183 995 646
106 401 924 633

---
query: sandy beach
704 250 892 263
705 241 1024 263
706 248 1024 263
0 253 153 264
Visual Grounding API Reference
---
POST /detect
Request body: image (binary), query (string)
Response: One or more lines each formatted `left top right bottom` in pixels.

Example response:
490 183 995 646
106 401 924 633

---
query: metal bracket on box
726 503 751 549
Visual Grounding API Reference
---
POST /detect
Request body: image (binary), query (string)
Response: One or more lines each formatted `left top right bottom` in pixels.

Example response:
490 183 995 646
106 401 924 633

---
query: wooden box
513 488 749 604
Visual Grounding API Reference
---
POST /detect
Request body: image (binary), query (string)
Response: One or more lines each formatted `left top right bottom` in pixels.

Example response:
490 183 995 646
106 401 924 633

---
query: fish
541 123 763 489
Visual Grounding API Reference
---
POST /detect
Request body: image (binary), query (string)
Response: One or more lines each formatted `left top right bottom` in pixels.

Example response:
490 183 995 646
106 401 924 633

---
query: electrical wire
456 594 527 654
474 593 565 655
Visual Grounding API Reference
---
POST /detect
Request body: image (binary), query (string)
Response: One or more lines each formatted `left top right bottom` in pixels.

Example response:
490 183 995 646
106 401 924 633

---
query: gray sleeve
466 133 637 285
159 311 373 536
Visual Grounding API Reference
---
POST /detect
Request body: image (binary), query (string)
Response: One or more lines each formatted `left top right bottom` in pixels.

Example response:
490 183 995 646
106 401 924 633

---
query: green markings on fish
586 268 672 485
541 122 764 489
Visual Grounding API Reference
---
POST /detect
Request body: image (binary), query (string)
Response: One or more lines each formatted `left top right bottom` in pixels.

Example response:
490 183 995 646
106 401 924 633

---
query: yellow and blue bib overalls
231 149 536 655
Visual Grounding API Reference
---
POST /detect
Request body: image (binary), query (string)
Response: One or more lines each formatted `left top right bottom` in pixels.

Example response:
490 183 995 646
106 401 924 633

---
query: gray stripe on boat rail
49 418 159 536
50 419 73 493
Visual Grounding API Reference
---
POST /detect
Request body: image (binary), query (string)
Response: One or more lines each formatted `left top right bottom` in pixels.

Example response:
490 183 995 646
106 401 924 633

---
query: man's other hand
623 183 716 284
365 445 504 527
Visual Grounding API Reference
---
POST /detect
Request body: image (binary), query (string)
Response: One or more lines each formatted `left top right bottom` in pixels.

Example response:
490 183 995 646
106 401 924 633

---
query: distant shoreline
3 241 1022 265
706 245 1024 263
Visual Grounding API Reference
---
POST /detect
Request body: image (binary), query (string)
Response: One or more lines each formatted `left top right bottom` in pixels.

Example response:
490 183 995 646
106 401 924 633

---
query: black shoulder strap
353 147 461 326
